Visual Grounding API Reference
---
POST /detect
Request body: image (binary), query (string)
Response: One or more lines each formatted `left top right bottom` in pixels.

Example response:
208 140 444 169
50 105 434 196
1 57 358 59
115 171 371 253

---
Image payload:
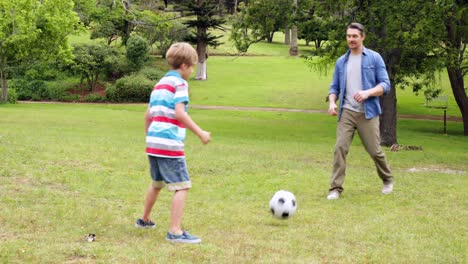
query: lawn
0 103 466 263
2 24 466 263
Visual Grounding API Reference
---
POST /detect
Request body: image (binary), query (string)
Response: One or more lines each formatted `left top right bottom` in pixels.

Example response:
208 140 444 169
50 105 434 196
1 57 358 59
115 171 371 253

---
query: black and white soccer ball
269 190 297 219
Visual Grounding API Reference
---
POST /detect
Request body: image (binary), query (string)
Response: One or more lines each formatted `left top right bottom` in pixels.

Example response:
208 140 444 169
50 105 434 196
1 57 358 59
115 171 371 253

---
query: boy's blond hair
166 42 198 69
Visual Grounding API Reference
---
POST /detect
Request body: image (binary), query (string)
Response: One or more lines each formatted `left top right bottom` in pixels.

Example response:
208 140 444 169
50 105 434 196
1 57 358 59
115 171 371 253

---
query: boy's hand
199 130 211 144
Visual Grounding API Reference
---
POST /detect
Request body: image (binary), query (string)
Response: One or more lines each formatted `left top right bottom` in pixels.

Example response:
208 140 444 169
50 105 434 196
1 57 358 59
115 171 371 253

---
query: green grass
0 103 466 263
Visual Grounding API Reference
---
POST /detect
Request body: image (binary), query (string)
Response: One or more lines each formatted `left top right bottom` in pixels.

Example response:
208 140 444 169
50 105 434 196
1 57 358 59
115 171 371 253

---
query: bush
139 67 165 82
106 74 153 103
126 35 149 71
47 83 81 102
84 93 106 103
7 88 18 104
10 79 49 101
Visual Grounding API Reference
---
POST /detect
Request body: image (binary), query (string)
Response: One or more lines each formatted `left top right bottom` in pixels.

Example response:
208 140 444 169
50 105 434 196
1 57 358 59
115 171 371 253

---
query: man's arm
353 85 384 103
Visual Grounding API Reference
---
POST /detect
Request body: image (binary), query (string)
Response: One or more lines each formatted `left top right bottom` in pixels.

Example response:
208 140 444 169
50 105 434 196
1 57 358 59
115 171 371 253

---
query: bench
424 95 449 134
425 95 448 109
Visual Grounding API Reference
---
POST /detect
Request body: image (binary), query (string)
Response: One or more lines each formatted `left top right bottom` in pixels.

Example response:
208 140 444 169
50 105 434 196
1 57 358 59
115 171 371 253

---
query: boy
135 42 211 244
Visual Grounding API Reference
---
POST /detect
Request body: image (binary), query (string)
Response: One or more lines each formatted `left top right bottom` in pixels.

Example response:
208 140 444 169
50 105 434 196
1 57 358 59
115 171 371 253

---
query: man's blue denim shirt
328 47 391 120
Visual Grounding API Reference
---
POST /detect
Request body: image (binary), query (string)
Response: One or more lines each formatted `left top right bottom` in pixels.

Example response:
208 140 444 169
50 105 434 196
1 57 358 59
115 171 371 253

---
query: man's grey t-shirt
343 53 364 113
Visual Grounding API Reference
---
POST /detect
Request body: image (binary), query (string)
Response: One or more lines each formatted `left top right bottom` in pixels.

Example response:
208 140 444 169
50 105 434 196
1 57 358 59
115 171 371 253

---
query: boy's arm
175 103 211 144
144 106 151 134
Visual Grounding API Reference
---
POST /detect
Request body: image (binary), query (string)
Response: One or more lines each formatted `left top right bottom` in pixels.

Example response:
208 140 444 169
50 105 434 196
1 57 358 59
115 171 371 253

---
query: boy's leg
169 189 188 235
142 185 161 221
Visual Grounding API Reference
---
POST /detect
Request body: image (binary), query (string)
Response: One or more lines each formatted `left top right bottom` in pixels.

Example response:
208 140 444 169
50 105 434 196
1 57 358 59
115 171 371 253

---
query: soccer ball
269 190 297 219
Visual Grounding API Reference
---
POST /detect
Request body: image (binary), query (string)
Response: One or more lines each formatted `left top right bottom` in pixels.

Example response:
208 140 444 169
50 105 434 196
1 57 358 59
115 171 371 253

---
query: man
326 22 394 200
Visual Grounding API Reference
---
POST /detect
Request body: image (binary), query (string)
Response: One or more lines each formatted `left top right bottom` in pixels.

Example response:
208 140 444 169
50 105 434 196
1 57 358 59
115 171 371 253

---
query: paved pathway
17 101 463 122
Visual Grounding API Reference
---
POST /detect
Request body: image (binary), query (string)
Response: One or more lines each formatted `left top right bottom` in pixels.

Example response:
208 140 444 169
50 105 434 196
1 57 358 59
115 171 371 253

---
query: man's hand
328 102 338 116
353 90 370 103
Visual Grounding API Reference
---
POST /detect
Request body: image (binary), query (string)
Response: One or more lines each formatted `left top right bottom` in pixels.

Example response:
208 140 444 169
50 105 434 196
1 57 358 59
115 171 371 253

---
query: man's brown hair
347 22 365 36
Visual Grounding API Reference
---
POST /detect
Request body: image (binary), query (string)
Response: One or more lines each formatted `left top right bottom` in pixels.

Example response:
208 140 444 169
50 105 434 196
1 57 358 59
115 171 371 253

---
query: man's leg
356 116 394 185
330 109 358 193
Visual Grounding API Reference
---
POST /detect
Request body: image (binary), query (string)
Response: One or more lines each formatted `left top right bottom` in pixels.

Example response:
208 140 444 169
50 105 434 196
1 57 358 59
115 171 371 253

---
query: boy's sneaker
166 231 201 244
135 218 156 229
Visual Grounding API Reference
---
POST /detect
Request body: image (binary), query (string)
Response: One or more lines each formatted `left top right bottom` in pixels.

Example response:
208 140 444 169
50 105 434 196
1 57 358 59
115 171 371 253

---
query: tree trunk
289 0 298 56
1 69 7 102
267 32 274 43
379 81 397 146
444 5 468 136
447 66 468 135
195 0 208 80
195 61 207 80
284 26 290 45
289 25 298 56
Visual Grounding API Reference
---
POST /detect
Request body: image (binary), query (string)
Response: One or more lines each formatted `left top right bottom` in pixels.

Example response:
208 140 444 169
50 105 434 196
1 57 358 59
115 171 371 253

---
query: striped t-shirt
146 70 189 158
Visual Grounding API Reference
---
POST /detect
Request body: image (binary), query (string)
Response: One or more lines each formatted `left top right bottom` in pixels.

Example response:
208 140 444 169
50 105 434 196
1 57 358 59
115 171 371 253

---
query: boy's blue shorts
148 155 191 191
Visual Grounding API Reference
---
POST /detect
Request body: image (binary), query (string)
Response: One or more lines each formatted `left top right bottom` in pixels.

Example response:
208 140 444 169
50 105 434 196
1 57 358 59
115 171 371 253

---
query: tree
72 0 95 26
90 0 128 45
307 0 444 145
183 0 225 80
296 0 336 50
0 0 81 102
240 0 292 43
71 43 119 91
439 0 468 135
134 10 189 57
229 0 292 53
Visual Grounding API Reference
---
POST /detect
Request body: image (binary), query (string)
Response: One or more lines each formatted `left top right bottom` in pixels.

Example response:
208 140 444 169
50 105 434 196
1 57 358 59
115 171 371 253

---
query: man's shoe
382 182 394 194
166 231 201 244
135 218 156 229
327 190 340 200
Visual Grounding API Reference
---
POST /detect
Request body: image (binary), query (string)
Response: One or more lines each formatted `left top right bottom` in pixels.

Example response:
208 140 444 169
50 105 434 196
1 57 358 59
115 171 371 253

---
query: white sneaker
327 190 340 200
382 183 394 194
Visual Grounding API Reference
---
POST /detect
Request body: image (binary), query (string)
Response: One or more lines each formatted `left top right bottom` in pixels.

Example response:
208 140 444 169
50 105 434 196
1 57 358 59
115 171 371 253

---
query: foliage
7 88 17 104
183 0 226 49
295 0 338 50
0 0 81 102
89 0 128 45
139 66 166 82
9 79 49 101
229 3 263 53
106 74 153 102
135 11 190 57
302 0 454 145
72 0 95 26
84 93 106 103
70 43 120 91
230 0 292 49
47 86 80 102
126 34 149 71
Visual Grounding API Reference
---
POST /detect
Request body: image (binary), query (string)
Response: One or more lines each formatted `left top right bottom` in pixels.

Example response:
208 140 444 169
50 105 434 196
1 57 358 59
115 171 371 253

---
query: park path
190 105 463 122
16 101 463 122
